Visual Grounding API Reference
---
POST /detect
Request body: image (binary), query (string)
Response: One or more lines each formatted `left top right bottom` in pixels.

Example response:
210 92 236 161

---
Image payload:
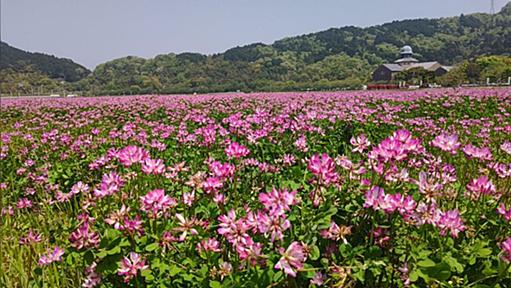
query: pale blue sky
1 0 508 69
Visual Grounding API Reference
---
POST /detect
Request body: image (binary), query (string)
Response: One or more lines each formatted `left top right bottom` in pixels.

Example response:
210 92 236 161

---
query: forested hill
0 42 90 82
81 3 511 94
1 2 511 95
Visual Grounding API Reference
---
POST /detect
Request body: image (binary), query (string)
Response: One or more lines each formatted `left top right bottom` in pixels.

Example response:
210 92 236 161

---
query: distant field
1 88 511 287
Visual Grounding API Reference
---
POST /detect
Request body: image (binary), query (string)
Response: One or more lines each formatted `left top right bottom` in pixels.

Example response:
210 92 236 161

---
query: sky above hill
1 0 509 69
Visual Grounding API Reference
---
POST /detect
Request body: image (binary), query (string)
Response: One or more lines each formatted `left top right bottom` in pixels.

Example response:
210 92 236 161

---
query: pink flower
310 272 326 286
500 238 511 262
82 262 101 288
308 153 338 185
274 241 306 277
117 252 149 283
257 211 291 242
350 134 370 153
294 135 309 152
225 141 250 159
174 213 199 241
196 238 222 253
17 198 33 209
430 133 461 154
501 141 511 155
202 177 223 193
437 210 465 238
369 130 422 164
69 221 100 250
497 203 511 221
462 144 493 161
363 186 385 210
209 161 235 179
117 145 150 167
140 189 176 217
418 172 443 200
466 175 496 197
372 227 391 247
38 246 65 266
105 204 130 229
120 215 145 236
141 158 166 175
217 210 251 248
258 188 297 216
71 181 90 195
320 221 351 244
19 230 42 245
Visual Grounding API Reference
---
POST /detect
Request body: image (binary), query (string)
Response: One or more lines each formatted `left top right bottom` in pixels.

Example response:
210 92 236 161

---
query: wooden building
372 46 452 82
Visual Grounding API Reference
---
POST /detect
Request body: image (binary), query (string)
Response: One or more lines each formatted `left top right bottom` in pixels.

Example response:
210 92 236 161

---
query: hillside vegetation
1 3 511 95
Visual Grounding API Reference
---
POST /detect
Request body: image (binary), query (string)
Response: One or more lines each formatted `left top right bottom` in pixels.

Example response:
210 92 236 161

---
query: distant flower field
1 88 511 287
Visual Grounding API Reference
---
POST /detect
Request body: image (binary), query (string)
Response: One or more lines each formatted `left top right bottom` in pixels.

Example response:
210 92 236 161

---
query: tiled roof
380 61 447 72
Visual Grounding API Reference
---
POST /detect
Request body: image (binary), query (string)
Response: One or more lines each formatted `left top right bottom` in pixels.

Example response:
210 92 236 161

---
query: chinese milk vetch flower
69 221 100 250
436 209 465 238
70 181 90 195
174 213 199 241
117 145 150 167
105 204 130 229
225 141 250 159
141 158 166 175
19 229 42 245
258 187 297 216
120 215 145 236
38 246 65 266
202 177 223 194
117 252 149 283
350 134 370 153
257 211 291 242
274 241 306 277
497 203 511 221
320 221 352 244
430 133 461 154
501 141 511 155
196 238 222 253
310 272 326 286
209 161 235 179
369 130 422 164
82 262 101 288
308 153 338 185
140 189 177 217
466 175 496 197
363 186 385 210
500 238 511 262
462 144 493 161
217 210 251 248
417 172 443 200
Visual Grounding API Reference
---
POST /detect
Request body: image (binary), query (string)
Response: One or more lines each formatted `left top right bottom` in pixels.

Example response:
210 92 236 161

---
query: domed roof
400 45 413 55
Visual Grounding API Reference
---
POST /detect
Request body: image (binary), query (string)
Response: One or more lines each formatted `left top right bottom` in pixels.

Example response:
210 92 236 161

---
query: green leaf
310 245 320 260
209 281 222 288
417 258 436 267
145 242 159 252
443 256 464 273
169 265 182 277
422 262 451 281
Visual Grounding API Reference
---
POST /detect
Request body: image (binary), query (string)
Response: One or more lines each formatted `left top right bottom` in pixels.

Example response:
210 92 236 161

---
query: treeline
1 2 511 95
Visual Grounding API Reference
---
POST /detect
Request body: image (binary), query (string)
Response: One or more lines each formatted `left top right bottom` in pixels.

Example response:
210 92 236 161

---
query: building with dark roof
372 46 452 82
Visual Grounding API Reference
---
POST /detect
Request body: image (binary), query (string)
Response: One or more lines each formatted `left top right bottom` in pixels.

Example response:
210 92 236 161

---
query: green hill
0 42 90 82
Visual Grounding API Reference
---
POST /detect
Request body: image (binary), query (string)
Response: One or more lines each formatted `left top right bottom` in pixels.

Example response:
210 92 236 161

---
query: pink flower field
1 87 511 287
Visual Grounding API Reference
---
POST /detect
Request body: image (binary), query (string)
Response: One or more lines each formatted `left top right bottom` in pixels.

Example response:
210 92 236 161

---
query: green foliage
439 55 511 86
0 42 90 82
